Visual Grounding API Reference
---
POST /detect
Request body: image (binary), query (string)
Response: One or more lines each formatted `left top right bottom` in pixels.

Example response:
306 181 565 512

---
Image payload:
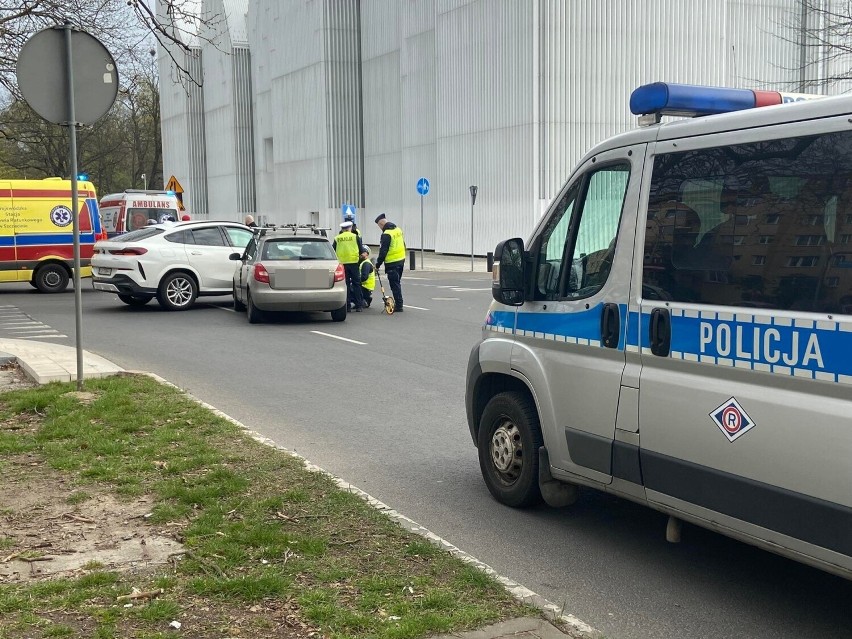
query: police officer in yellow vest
333 220 365 311
359 246 375 308
374 213 406 312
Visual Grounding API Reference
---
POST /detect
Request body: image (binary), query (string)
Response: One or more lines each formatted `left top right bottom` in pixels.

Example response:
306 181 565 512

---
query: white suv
91 221 254 310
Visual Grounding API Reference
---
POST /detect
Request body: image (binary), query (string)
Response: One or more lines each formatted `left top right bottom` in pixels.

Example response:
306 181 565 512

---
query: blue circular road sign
341 203 357 219
417 177 430 196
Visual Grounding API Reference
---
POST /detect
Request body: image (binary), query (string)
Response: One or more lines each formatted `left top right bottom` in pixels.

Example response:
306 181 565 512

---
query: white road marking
311 331 367 345
0 307 65 340
404 305 429 311
8 328 60 334
431 297 460 301
451 287 491 292
405 276 430 280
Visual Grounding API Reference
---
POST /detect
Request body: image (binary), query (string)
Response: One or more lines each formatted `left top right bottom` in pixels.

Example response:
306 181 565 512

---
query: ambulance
467 83 852 579
99 190 181 236
0 177 105 293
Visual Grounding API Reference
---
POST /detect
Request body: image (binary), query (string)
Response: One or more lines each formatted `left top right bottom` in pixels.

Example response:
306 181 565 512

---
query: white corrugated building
158 0 846 254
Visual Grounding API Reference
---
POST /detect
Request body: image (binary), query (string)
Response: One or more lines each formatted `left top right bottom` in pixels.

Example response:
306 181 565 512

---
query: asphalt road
2 276 850 639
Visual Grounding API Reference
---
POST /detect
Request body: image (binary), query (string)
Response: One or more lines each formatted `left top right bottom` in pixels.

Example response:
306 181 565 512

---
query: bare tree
0 0 222 96
781 0 852 91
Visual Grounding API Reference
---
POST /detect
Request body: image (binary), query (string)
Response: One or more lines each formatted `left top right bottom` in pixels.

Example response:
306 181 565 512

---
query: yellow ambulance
0 177 106 293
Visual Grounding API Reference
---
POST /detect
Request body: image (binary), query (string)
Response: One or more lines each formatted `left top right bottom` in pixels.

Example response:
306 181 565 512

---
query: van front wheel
33 264 70 293
478 391 543 508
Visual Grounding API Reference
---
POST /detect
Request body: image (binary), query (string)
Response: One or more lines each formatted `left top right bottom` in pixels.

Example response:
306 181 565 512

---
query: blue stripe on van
0 237 13 247
15 234 96 245
629 309 852 383
486 304 629 350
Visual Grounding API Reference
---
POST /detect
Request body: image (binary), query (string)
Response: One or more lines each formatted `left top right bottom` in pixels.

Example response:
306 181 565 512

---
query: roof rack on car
256 223 331 238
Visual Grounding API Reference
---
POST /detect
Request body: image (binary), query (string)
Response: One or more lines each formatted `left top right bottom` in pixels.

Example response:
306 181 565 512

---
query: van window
533 164 629 301
644 131 852 313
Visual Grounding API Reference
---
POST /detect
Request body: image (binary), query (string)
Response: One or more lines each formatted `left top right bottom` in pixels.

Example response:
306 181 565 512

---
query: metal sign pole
470 198 474 272
420 194 424 269
469 185 478 272
63 22 84 391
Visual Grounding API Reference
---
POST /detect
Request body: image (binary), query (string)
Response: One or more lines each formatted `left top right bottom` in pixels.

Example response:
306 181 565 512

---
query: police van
0 177 105 292
466 83 852 579
99 190 181 236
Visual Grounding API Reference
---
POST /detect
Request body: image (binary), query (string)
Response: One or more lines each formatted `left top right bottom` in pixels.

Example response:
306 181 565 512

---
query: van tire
157 272 197 311
118 294 153 307
232 283 246 312
33 264 70 294
478 391 543 508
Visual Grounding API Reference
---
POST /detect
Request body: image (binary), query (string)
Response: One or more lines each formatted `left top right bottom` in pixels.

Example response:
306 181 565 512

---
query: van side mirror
492 237 526 306
229 252 242 261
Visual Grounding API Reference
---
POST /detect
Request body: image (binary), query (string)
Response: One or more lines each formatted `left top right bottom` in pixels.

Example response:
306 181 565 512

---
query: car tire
246 291 263 324
118 294 153 307
33 263 70 293
233 283 246 312
330 305 347 322
477 391 544 508
157 272 198 311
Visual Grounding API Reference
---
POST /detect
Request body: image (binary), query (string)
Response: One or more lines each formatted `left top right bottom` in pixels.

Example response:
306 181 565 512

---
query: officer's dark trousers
344 263 364 308
385 261 404 309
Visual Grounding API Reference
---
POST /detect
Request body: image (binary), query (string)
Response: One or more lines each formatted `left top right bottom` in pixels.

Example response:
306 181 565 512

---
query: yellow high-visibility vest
384 226 406 263
360 260 375 290
334 231 360 264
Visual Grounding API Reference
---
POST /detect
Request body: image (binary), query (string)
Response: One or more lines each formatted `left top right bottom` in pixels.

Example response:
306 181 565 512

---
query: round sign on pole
417 177 430 196
17 26 118 125
341 203 357 220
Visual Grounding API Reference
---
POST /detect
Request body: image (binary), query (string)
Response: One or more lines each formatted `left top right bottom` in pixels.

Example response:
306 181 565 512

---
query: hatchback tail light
254 263 270 283
333 263 345 283
109 247 148 256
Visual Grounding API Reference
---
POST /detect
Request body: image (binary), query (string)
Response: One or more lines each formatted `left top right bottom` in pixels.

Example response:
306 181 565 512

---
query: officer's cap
340 220 353 228
374 213 386 223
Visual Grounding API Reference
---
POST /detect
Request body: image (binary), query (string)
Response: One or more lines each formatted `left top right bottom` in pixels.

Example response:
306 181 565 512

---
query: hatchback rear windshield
115 228 164 242
262 239 336 260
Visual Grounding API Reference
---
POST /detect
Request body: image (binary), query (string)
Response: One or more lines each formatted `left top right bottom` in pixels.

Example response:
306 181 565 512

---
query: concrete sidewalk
0 338 124 384
369 247 492 274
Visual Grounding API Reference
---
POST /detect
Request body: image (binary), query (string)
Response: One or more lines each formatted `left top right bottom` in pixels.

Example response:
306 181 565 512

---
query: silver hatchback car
230 227 348 323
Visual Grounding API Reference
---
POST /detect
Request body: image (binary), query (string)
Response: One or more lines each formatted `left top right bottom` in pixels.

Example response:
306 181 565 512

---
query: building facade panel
161 0 839 252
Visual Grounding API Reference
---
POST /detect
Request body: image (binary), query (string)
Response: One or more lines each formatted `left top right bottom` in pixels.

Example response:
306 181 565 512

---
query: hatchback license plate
97 267 112 276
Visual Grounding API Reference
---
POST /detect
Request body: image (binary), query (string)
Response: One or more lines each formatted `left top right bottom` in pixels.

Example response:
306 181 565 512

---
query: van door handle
600 303 620 349
649 308 671 357
190 251 203 255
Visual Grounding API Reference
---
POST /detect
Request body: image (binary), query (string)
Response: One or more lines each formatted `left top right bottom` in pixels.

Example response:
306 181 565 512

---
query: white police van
466 83 851 579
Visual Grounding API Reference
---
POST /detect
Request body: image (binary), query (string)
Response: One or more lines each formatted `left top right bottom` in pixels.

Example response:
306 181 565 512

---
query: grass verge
0 374 536 639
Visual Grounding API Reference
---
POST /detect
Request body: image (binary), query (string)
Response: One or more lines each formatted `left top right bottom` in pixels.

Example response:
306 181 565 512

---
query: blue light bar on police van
630 82 823 120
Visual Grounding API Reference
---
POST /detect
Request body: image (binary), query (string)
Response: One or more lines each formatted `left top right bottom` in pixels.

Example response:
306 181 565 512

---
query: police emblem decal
49 205 73 227
710 397 755 442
